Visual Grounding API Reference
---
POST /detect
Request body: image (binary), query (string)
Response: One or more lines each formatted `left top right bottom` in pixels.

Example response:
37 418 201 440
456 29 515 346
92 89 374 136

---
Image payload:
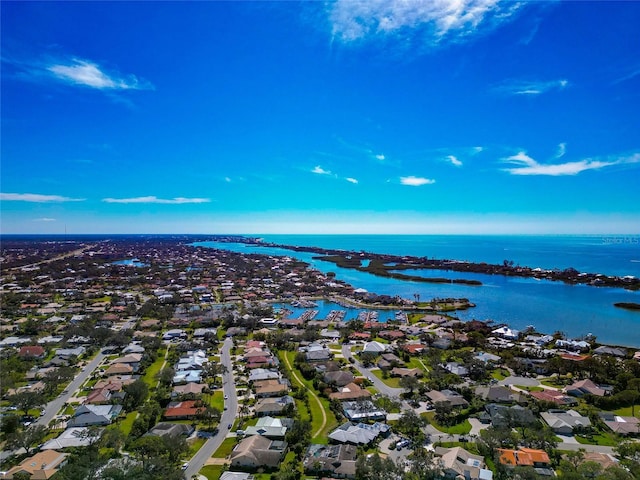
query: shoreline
218 236 640 291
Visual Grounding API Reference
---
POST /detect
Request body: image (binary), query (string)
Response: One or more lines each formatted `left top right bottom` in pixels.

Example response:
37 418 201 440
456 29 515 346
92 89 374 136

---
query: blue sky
2 1 639 234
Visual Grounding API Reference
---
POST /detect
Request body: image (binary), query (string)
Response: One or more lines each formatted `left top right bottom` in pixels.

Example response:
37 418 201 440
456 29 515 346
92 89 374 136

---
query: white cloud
34 218 57 222
345 177 359 184
47 58 152 90
375 154 385 161
555 142 566 159
312 165 332 175
496 79 569 96
446 155 463 167
503 151 640 176
102 196 210 204
400 176 436 186
328 0 524 45
0 193 84 202
224 177 232 183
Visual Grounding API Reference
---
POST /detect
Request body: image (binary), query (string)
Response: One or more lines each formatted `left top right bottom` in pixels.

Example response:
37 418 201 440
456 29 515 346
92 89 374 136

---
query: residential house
303 343 332 362
426 389 469 409
230 435 287 470
2 449 68 479
324 370 355 387
593 346 627 358
253 379 290 398
599 412 640 436
434 446 493 480
18 345 46 359
249 368 281 383
445 362 469 377
163 400 203 420
219 473 254 480
529 390 578 406
390 367 423 378
497 448 552 475
540 409 591 435
341 400 386 422
303 443 357 479
147 422 195 438
67 404 122 427
362 341 387 355
172 382 208 397
482 404 536 428
244 416 290 439
565 379 607 397
329 383 372 402
41 427 101 450
254 396 295 416
104 363 134 377
328 422 390 445
475 385 524 404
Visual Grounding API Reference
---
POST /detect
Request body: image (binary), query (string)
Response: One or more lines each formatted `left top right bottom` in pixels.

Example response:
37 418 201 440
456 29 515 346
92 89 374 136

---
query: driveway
468 418 488 436
498 376 540 387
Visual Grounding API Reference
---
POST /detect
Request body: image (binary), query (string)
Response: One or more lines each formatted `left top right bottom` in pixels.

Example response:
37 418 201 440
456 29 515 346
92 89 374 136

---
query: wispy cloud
399 176 436 186
311 165 333 175
4 54 152 91
102 196 210 204
0 193 85 202
555 142 566 159
495 78 569 96
328 0 525 46
345 177 359 184
503 151 640 176
375 154 385 161
34 218 57 222
47 58 152 90
611 65 640 85
445 155 463 167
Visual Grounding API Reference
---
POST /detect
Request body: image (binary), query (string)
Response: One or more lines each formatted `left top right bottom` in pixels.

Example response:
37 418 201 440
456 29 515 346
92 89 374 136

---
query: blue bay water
193 235 640 347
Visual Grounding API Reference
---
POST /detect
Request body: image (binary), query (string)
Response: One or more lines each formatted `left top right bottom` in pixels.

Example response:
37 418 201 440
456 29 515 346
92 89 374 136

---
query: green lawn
282 351 338 443
118 412 138 436
141 348 167 388
208 390 224 412
613 406 640 418
188 437 206 457
422 411 472 435
575 432 618 446
200 465 224 480
370 369 401 388
212 437 237 458
514 385 544 392
490 368 509 381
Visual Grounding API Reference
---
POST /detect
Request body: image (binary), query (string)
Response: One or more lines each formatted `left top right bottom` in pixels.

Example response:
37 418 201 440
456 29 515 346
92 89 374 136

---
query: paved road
184 337 237 479
35 350 107 427
341 344 403 399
